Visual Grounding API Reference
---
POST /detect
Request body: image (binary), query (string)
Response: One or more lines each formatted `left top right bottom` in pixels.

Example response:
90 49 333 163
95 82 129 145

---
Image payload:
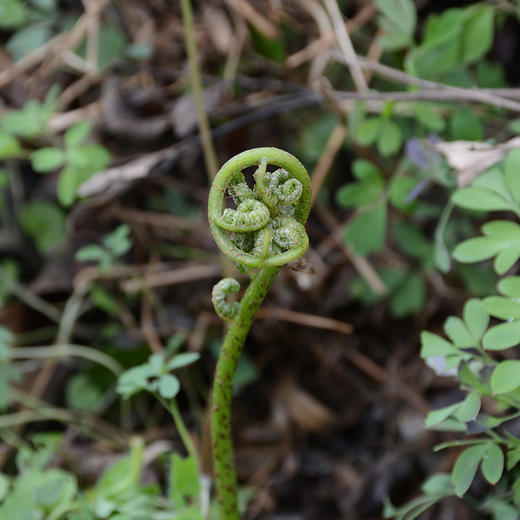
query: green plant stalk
180 0 218 180
211 265 279 519
10 344 123 376
208 147 311 520
157 395 198 462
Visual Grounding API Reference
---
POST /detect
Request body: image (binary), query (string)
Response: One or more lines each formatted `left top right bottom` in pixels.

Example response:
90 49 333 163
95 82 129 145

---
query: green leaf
423 9 463 46
6 23 53 61
357 117 384 145
463 299 489 341
0 87 58 138
514 478 520 505
104 225 131 257
481 443 504 485
57 166 79 207
74 23 126 69
507 446 520 471
377 121 402 156
450 107 483 141
59 145 110 206
352 160 382 182
389 176 417 212
452 186 513 212
376 0 416 50
67 144 110 170
0 0 29 28
405 10 462 80
462 5 494 64
510 119 520 135
0 473 8 501
495 245 520 274
336 160 384 209
299 114 337 164
169 454 200 507
476 60 506 88
35 469 77 509
444 317 474 347
158 374 180 399
166 352 200 371
249 24 285 62
75 244 106 263
336 181 383 209
392 220 432 262
0 131 22 159
30 147 65 173
451 444 487 497
498 276 520 298
505 148 520 205
20 201 66 253
453 220 520 274
66 373 103 412
116 364 155 398
148 353 164 375
453 237 501 264
95 438 143 499
390 272 426 317
425 402 460 428
165 333 187 356
491 360 520 394
413 103 445 132
65 121 91 147
474 166 513 201
420 331 458 358
483 296 520 320
454 392 480 422
483 320 520 350
421 474 453 497
90 285 118 316
489 502 518 520
343 202 387 255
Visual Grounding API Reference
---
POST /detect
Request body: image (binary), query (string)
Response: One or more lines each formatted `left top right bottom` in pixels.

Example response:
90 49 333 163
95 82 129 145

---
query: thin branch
311 122 347 205
287 3 375 68
0 268 62 323
180 0 219 181
11 343 123 376
323 0 367 92
333 50 520 113
329 88 520 106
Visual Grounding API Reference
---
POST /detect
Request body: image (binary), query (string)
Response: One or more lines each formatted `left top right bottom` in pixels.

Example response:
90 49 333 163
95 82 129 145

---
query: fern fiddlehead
208 148 311 520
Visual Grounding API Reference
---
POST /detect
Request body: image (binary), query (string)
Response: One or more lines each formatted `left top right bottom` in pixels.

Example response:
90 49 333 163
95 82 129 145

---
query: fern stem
211 265 280 520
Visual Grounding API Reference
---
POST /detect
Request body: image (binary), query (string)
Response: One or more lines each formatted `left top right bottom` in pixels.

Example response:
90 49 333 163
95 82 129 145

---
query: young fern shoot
208 148 311 520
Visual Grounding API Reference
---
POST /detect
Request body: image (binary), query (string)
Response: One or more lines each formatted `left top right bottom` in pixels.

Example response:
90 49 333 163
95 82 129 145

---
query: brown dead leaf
202 5 234 55
276 380 335 432
170 83 225 137
435 137 520 187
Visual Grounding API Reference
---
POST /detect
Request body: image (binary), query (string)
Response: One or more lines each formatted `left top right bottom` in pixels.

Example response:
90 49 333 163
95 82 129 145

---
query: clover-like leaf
453 220 520 275
158 374 180 399
166 352 200 371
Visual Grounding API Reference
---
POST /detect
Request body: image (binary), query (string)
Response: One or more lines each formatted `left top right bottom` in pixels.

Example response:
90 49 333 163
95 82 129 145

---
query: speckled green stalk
211 265 279 519
208 148 311 520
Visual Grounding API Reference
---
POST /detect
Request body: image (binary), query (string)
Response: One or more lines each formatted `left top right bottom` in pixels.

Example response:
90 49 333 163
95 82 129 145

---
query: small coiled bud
228 172 254 205
219 199 270 232
266 169 303 206
272 217 305 252
212 278 240 321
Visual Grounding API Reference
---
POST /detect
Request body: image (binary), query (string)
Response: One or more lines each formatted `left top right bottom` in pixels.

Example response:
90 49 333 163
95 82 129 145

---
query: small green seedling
76 225 132 273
